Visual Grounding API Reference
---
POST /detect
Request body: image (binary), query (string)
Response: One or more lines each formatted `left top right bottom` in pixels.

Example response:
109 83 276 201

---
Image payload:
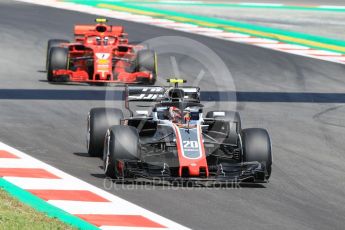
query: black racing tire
87 108 124 157
47 47 69 82
242 128 272 179
103 125 139 179
206 110 242 145
136 49 157 85
46 39 69 71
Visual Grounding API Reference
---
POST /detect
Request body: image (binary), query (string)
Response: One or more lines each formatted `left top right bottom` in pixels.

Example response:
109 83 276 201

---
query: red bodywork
52 23 154 84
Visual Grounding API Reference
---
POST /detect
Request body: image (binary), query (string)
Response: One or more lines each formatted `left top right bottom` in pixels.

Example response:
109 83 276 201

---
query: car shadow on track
1 88 345 103
91 173 266 189
38 79 97 86
73 152 90 157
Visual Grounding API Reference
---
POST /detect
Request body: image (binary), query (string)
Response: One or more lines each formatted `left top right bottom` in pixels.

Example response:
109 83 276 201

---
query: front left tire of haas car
103 125 140 179
87 108 124 157
242 128 272 180
136 50 157 85
47 47 69 82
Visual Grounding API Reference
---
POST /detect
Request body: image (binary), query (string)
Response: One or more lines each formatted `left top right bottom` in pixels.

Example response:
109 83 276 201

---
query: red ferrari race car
46 18 157 85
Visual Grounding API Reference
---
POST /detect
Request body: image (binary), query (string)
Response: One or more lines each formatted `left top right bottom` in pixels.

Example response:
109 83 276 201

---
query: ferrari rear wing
74 19 124 41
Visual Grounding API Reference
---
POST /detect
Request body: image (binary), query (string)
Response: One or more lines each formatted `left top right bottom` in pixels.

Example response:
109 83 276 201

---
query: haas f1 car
87 79 272 183
46 19 157 85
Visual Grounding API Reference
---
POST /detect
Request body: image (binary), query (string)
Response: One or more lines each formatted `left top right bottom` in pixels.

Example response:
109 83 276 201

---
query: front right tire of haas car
47 47 69 82
103 125 140 179
206 110 272 180
241 128 272 180
87 108 124 157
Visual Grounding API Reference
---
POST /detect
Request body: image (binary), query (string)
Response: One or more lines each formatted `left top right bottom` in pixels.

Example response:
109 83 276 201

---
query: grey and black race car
87 79 272 184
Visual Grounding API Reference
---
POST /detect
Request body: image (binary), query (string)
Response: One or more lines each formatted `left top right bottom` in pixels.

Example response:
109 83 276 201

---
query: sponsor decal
95 53 110 60
97 59 109 65
129 87 165 100
213 111 225 116
175 126 202 159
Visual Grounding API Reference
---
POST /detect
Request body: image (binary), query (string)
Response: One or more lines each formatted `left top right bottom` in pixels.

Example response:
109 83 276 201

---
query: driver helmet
95 36 109 45
169 106 182 123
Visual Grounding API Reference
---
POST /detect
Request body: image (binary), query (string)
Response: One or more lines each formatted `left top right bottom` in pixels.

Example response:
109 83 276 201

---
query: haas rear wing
125 86 200 102
125 86 200 115
126 86 166 102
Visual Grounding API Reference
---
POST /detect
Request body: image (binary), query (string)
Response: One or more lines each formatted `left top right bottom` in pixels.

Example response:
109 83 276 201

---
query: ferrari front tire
137 50 157 85
47 47 69 82
46 39 69 71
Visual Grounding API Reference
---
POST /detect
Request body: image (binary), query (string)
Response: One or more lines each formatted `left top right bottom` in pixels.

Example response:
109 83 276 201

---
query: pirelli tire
46 39 69 71
136 49 157 85
206 110 242 145
103 125 140 179
47 47 69 82
241 128 272 179
87 108 124 157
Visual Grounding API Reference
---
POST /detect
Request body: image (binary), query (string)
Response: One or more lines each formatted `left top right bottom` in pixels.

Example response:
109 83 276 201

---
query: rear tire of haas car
242 128 272 180
87 108 124 157
206 110 242 145
47 47 69 82
46 39 69 71
103 125 139 179
137 50 157 85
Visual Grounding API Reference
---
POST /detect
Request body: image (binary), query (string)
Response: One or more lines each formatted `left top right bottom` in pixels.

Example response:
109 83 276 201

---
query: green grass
0 188 76 230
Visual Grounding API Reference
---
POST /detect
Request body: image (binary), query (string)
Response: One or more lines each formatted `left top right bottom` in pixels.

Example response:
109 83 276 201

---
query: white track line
220 32 251 38
333 56 345 61
291 49 343 56
239 3 284 7
48 201 145 215
0 158 43 168
257 43 310 50
318 5 345 9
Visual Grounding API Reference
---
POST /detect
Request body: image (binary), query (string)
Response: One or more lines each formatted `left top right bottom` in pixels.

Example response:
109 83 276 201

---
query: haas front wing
117 124 268 183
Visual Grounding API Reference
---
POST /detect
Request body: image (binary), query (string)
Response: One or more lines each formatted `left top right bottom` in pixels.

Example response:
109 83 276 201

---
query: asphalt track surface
1 1 345 230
